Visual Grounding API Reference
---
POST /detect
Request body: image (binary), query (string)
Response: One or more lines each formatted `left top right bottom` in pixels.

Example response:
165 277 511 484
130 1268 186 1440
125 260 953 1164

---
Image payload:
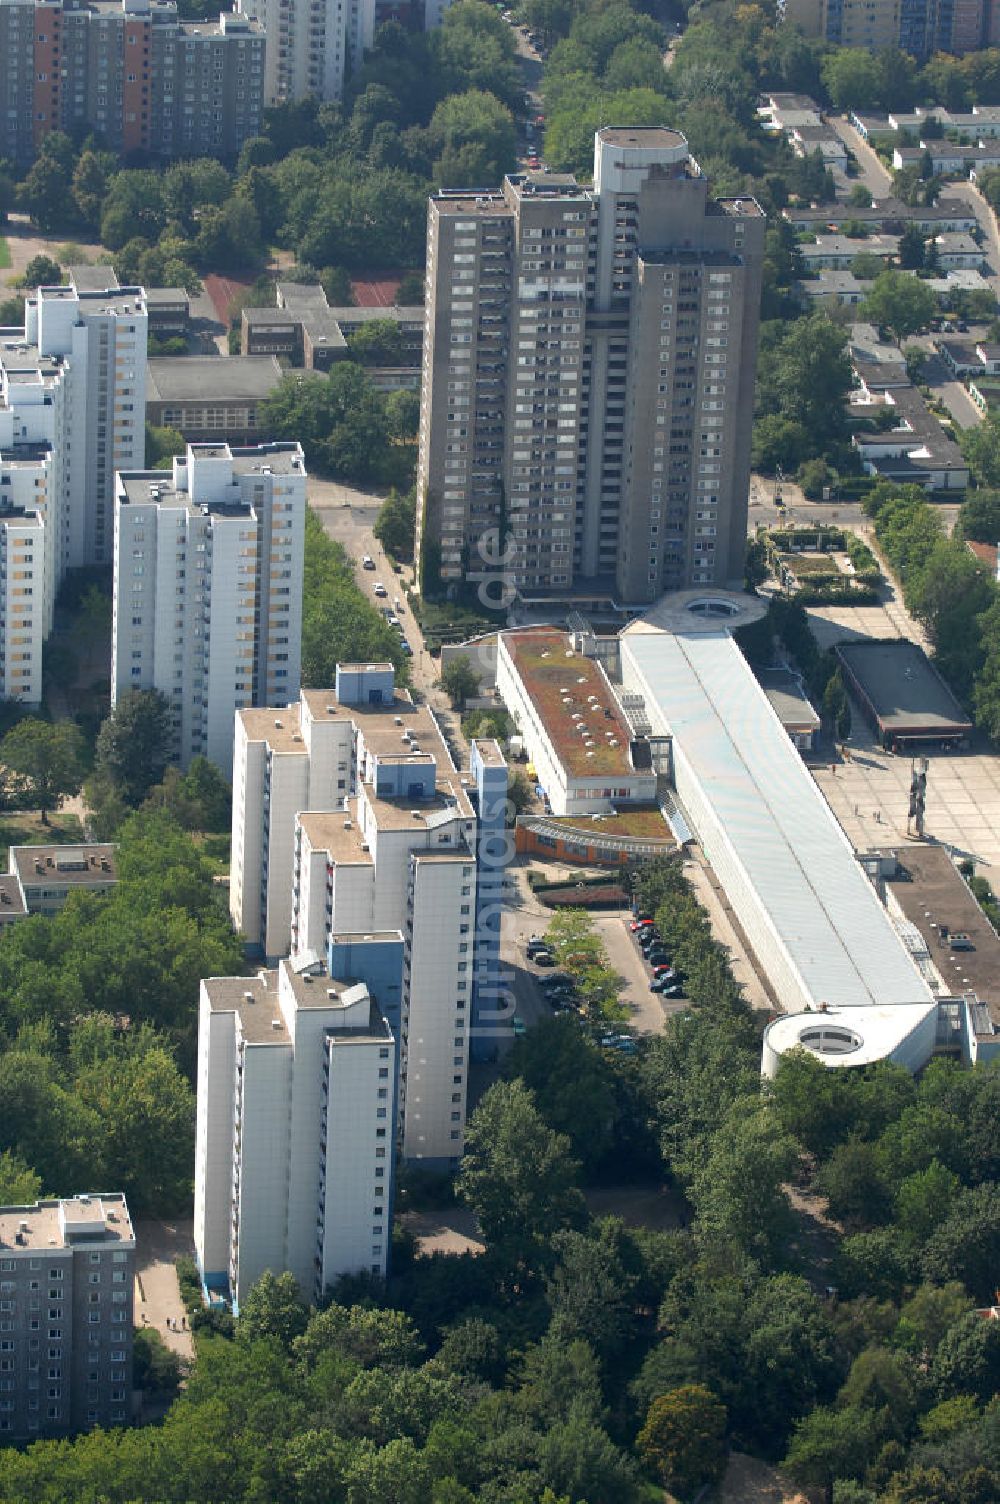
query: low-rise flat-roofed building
882 844 1000 1061
835 638 974 750
241 284 423 385
145 356 283 443
9 843 117 915
617 590 938 1077
0 1194 134 1441
851 384 970 490
496 627 658 817
756 667 822 750
783 198 978 234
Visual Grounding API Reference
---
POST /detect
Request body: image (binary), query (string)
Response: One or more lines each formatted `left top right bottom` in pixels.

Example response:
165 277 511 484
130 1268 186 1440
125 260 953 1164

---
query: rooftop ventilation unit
271 1019 282 1030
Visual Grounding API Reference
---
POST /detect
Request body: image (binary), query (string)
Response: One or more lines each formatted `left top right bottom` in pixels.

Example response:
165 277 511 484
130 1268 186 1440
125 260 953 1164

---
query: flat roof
297 803 374 863
886 845 1000 1024
239 702 305 753
0 875 26 916
68 265 120 294
835 640 973 735
204 969 290 1042
757 667 822 731
598 126 688 150
146 355 283 403
501 628 636 778
621 597 935 1014
10 843 117 884
0 1195 133 1252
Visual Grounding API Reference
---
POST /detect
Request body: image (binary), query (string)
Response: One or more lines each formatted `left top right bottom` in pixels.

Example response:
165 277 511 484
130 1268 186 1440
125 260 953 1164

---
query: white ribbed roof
621 614 934 1013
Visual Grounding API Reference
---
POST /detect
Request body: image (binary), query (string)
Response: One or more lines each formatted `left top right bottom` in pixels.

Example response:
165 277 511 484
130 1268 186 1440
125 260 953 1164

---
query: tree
385 389 420 444
961 415 1000 489
94 690 172 806
19 142 75 232
784 1404 881 1493
146 424 186 470
0 718 85 823
689 1098 799 1263
506 1015 619 1174
71 150 111 231
756 314 853 460
237 1270 309 1348
958 490 1000 544
440 656 480 708
637 1386 727 1497
898 224 928 271
821 49 884 111
848 183 874 207
0 1149 42 1205
133 1327 183 1397
862 270 937 341
21 253 62 288
456 1079 586 1267
374 488 417 561
427 89 517 188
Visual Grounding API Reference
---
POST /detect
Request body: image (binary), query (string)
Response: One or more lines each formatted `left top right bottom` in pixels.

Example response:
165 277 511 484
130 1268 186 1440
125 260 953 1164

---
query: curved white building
618 591 938 1075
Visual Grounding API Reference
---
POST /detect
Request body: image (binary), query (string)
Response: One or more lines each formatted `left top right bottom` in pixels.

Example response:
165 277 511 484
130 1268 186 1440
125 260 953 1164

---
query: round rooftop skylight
798 1024 863 1057
686 597 741 618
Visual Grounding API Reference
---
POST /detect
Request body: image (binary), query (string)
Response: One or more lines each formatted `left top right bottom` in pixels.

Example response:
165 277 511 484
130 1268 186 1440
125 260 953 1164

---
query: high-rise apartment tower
0 0 264 168
416 127 765 606
0 1194 134 1441
112 441 306 772
195 956 396 1310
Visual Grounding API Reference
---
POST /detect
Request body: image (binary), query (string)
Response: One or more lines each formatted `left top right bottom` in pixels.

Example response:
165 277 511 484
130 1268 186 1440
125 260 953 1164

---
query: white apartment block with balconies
0 278 144 704
112 441 306 773
29 283 147 573
194 955 396 1310
230 688 356 959
229 664 497 1168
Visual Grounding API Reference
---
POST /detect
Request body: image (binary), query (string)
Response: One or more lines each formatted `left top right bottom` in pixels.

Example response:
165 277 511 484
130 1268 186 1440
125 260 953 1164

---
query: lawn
777 551 844 578
0 810 85 871
550 807 672 838
0 238 10 271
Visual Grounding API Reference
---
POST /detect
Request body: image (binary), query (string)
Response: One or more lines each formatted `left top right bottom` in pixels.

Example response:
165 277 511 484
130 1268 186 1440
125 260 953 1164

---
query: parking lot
498 861 682 1042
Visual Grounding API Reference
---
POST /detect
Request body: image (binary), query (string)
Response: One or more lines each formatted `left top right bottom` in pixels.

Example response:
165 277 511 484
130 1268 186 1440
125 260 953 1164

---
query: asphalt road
827 116 893 199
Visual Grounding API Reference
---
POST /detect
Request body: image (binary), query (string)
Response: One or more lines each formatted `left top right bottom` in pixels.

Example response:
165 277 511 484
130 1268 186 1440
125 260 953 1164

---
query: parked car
650 976 679 993
646 950 671 967
398 640 413 656
362 554 375 569
513 1016 527 1037
532 950 555 967
394 597 403 612
374 582 387 597
638 930 661 949
541 972 572 989
527 937 550 955
600 1033 637 1054
651 962 674 976
659 983 684 998
629 918 654 933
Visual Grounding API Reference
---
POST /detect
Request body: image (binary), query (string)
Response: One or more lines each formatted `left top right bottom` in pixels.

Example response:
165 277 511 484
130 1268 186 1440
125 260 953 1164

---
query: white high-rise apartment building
29 283 147 573
229 665 507 1167
194 955 396 1310
416 127 766 604
237 0 456 104
0 281 146 702
238 0 374 104
112 441 306 772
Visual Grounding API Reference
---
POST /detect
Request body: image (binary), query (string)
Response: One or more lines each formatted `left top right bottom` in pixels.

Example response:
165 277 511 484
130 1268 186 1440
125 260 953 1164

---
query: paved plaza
813 739 1000 876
